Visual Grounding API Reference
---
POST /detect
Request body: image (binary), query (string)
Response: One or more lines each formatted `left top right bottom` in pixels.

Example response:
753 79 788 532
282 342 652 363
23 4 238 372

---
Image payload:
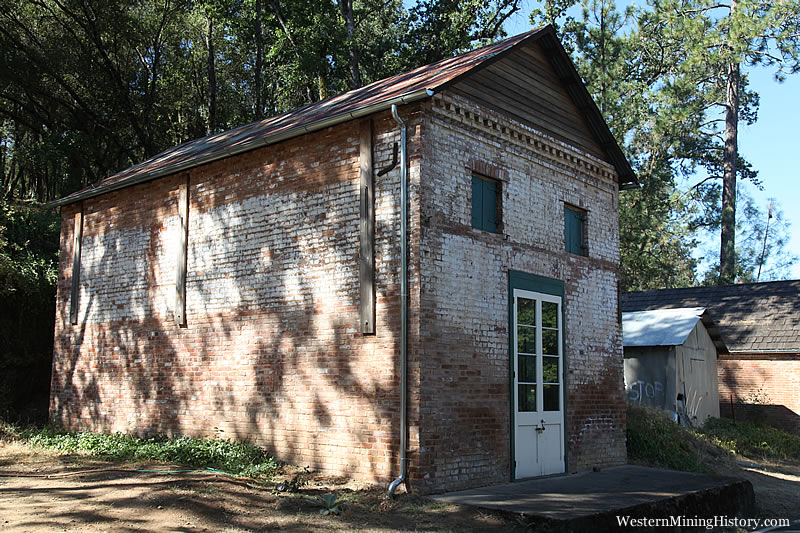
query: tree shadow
50 111 411 486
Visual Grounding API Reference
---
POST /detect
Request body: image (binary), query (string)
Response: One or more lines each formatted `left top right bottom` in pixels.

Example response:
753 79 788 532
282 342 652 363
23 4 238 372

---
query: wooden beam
359 119 375 334
69 204 84 325
175 175 190 326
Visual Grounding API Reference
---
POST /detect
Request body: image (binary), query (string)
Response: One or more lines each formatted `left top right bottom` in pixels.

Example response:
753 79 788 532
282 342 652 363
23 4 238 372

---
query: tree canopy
0 0 521 203
533 0 799 289
0 0 797 287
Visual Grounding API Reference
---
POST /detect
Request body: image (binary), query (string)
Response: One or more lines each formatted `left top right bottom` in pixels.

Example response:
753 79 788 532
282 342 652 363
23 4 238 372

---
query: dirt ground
1 441 798 532
0 441 519 532
713 457 800 519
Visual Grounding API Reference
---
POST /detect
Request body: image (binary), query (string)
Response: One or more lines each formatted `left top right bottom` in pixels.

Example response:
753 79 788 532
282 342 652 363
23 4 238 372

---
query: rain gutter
387 104 408 498
47 88 435 208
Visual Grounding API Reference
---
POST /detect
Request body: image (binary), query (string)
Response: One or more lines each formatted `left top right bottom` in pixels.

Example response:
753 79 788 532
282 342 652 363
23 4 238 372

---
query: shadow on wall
718 358 800 436
51 122 405 483
719 401 800 436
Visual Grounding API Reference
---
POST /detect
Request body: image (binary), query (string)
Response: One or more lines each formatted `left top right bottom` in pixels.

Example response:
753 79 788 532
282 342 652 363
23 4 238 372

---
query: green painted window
564 205 587 256
471 174 499 233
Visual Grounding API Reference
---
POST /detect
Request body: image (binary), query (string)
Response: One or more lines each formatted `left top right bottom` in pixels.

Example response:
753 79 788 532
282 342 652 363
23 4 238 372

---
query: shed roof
622 280 800 354
622 308 727 355
53 25 636 207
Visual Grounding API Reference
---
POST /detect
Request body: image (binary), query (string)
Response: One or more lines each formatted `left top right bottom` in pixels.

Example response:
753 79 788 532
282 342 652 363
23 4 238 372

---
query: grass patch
626 405 710 473
4 422 279 478
698 417 800 462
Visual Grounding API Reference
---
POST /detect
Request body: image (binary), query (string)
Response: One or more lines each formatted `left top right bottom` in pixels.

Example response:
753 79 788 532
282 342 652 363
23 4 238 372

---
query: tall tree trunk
318 71 328 100
254 0 264 120
337 0 361 89
719 1 739 285
206 12 217 134
599 0 607 113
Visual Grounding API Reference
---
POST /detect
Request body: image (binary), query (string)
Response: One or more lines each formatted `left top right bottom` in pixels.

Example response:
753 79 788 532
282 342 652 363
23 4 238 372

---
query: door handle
536 420 546 433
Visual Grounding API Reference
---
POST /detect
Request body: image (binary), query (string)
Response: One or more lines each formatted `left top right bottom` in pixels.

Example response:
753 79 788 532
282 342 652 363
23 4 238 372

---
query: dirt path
712 457 800 519
0 442 517 532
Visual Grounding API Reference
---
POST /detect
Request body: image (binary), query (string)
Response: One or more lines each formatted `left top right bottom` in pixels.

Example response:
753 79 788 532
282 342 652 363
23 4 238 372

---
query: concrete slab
430 465 754 531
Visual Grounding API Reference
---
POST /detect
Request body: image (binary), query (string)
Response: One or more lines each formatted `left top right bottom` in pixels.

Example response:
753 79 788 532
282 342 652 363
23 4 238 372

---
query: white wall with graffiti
622 308 723 426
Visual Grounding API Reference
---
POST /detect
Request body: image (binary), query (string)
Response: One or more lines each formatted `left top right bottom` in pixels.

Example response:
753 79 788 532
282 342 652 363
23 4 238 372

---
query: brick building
623 281 800 435
50 26 636 492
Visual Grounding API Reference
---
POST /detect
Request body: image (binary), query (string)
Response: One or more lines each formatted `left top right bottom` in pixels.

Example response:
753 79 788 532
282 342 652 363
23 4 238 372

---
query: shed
622 308 726 425
49 26 635 493
623 281 800 434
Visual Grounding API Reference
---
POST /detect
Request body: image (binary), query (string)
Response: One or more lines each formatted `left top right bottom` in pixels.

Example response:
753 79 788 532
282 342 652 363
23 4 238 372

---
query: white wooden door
513 289 565 478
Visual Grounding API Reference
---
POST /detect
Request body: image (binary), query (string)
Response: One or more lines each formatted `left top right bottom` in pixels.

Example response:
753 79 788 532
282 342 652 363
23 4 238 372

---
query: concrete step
429 465 755 532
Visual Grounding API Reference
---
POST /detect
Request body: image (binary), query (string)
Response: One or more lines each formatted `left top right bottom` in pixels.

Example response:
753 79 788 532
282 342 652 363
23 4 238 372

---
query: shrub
626 405 709 473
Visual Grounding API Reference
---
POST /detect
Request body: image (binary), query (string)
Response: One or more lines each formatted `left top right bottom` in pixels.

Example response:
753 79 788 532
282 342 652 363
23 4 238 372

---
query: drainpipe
387 104 408 497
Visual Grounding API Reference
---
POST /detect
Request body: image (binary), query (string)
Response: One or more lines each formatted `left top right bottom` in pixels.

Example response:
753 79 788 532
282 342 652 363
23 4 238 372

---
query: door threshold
514 471 568 482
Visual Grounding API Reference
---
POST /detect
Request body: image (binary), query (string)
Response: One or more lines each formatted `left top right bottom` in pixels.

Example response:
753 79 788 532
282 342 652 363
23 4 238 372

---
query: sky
500 3 800 280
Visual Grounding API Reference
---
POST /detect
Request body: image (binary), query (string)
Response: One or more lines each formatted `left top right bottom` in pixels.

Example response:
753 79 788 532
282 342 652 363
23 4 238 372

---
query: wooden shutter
564 205 585 255
472 174 498 233
69 205 84 325
359 119 375 334
482 178 497 233
471 175 483 229
175 176 189 326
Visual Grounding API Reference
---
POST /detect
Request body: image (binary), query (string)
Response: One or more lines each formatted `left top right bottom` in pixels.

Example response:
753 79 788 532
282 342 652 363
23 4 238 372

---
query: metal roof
623 308 706 347
623 281 800 354
622 308 729 354
52 25 636 207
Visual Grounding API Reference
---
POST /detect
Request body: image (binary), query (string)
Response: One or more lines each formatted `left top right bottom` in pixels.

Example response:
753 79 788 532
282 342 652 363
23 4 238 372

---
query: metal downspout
388 104 408 497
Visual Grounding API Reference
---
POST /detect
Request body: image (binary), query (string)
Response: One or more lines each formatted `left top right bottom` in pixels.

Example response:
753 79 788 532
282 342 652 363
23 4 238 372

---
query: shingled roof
622 280 800 355
52 25 635 207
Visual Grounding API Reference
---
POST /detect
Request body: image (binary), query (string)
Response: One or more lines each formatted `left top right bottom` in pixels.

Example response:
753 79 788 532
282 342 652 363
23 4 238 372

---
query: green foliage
626 405 709 473
305 492 349 515
698 417 800 462
0 0 517 203
0 200 59 421
698 190 797 284
18 425 279 478
534 0 800 289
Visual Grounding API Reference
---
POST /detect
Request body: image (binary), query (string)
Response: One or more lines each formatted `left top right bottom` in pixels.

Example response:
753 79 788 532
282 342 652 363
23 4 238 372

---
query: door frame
508 270 568 481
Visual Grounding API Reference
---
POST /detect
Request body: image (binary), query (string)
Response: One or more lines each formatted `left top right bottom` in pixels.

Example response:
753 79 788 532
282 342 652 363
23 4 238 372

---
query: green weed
15 424 279 478
305 492 348 515
698 417 800 461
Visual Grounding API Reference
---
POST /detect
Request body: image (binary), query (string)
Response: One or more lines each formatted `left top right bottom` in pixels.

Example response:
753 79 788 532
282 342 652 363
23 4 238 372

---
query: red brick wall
51 106 425 483
410 92 625 492
718 356 800 435
51 94 626 492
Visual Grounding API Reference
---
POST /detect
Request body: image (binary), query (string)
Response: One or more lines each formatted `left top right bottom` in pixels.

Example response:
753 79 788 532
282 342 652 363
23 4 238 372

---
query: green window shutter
564 206 585 255
471 176 483 229
482 179 497 233
472 174 499 233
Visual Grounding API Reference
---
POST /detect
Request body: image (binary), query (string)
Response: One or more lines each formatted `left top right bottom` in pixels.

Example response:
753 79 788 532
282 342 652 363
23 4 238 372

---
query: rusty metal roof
54 26 635 207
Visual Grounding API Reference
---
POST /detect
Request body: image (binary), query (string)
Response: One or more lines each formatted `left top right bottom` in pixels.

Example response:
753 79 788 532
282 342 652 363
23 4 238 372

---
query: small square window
471 174 500 233
564 204 587 256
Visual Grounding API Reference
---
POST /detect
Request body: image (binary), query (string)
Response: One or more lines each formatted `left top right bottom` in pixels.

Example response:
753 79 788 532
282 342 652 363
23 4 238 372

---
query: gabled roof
622 308 728 354
52 26 635 207
622 280 800 354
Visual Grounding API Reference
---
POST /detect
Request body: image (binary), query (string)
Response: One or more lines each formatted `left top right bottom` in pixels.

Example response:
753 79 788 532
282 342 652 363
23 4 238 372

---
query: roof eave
48 87 435 208
534 28 638 190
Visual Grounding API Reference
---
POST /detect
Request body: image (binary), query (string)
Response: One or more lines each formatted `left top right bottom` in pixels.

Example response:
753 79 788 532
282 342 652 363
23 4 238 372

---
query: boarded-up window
471 174 499 233
564 205 587 256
